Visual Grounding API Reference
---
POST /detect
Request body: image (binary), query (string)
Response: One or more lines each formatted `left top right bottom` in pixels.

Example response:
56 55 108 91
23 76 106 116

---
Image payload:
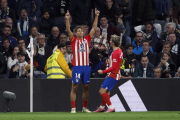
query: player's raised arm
65 10 73 40
89 9 100 38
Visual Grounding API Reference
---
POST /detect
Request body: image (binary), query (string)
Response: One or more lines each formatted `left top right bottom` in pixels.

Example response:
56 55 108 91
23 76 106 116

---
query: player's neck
77 37 83 40
113 46 119 51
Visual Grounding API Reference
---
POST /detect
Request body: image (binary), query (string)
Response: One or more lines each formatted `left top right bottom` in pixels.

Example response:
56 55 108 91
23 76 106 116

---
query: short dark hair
82 21 89 26
100 15 108 20
144 21 154 28
58 43 66 49
161 51 171 58
19 8 27 14
143 40 150 46
65 41 71 46
141 55 148 60
3 25 11 30
2 38 10 44
125 44 135 50
154 66 163 72
29 25 38 34
168 33 176 36
17 52 25 57
163 41 171 47
17 38 25 44
74 25 83 33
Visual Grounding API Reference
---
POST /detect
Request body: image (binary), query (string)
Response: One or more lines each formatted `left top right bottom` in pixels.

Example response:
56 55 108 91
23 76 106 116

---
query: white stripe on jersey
79 40 82 66
83 42 86 66
75 40 78 66
116 74 119 80
87 42 89 65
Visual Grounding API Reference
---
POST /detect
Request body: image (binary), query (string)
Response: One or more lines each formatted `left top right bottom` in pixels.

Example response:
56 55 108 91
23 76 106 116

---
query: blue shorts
72 66 90 84
101 77 118 91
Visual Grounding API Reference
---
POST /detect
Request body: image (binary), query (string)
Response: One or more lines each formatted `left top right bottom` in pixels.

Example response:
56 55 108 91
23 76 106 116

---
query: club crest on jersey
80 44 84 49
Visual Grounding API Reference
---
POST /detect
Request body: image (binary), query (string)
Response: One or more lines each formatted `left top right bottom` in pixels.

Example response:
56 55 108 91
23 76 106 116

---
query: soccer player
65 9 100 113
93 35 123 113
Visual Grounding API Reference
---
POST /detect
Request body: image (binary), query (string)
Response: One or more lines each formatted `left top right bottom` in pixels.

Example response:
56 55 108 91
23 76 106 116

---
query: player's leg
70 66 81 113
81 66 91 113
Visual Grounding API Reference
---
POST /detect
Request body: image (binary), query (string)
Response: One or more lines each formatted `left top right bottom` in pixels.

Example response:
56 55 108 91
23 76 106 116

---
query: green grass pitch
1 112 180 120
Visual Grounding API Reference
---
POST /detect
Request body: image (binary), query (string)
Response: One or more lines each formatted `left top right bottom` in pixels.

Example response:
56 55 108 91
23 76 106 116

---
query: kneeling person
44 43 72 79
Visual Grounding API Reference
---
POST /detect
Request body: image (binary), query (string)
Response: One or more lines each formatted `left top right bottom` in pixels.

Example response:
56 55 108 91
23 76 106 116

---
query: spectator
101 0 116 22
111 8 131 46
153 66 162 78
125 44 137 63
17 8 36 38
9 52 28 78
136 40 157 66
165 6 179 30
0 52 6 75
91 27 109 59
41 0 59 18
82 21 89 37
99 15 121 42
134 55 154 78
38 9 54 37
37 33 52 59
168 33 180 54
132 31 153 55
115 0 132 16
132 0 156 26
64 41 73 69
56 0 70 17
161 22 180 42
0 38 13 73
4 18 19 38
7 46 19 71
69 0 92 25
25 25 39 47
157 41 179 68
17 37 26 48
58 16 77 34
0 25 17 49
134 21 162 52
120 46 129 70
158 52 175 78
0 0 16 23
174 67 180 78
26 45 46 74
47 26 60 49
18 0 42 20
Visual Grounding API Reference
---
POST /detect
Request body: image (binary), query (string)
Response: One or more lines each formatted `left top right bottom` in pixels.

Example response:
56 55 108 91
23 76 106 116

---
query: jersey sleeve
70 36 76 44
103 52 119 74
85 34 92 43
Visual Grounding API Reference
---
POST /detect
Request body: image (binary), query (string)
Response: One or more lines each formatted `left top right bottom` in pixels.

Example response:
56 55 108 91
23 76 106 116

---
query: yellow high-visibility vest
46 50 66 78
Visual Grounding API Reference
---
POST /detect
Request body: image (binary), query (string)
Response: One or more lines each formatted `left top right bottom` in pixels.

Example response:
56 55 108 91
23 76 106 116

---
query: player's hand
95 8 100 17
65 10 71 20
98 70 103 75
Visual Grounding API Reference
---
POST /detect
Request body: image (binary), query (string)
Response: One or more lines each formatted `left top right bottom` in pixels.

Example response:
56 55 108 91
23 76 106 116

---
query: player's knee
83 84 89 91
71 84 78 92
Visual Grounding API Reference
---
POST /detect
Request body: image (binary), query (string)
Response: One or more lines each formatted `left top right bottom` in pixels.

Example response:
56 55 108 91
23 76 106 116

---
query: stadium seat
39 74 47 79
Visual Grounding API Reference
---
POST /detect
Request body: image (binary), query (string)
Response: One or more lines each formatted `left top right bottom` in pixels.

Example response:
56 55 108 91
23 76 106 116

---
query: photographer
134 21 161 53
134 55 154 78
158 52 175 78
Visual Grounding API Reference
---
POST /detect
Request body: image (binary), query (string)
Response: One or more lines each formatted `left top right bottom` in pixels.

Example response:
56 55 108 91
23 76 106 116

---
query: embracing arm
89 9 100 38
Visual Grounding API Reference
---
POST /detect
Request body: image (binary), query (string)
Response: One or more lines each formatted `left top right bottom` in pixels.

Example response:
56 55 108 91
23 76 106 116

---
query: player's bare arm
89 9 100 38
65 10 73 40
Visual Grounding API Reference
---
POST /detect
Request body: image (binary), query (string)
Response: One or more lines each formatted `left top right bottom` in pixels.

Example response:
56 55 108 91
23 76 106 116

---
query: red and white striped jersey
103 48 123 80
70 34 91 66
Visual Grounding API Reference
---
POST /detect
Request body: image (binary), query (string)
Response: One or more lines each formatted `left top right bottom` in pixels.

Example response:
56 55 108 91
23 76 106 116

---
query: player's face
110 38 114 47
75 28 84 38
60 46 66 54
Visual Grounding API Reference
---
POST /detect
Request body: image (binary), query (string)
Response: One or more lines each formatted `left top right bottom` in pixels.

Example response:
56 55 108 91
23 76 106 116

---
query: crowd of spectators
0 0 180 79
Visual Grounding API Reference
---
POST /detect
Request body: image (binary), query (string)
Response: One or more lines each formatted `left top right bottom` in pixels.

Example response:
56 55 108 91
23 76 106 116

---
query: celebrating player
93 35 123 113
65 9 100 113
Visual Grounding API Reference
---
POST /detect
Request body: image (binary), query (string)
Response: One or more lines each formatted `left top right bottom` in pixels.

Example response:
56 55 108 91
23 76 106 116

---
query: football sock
83 101 88 108
99 105 105 108
101 99 106 106
101 93 112 106
71 101 75 108
108 105 114 109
